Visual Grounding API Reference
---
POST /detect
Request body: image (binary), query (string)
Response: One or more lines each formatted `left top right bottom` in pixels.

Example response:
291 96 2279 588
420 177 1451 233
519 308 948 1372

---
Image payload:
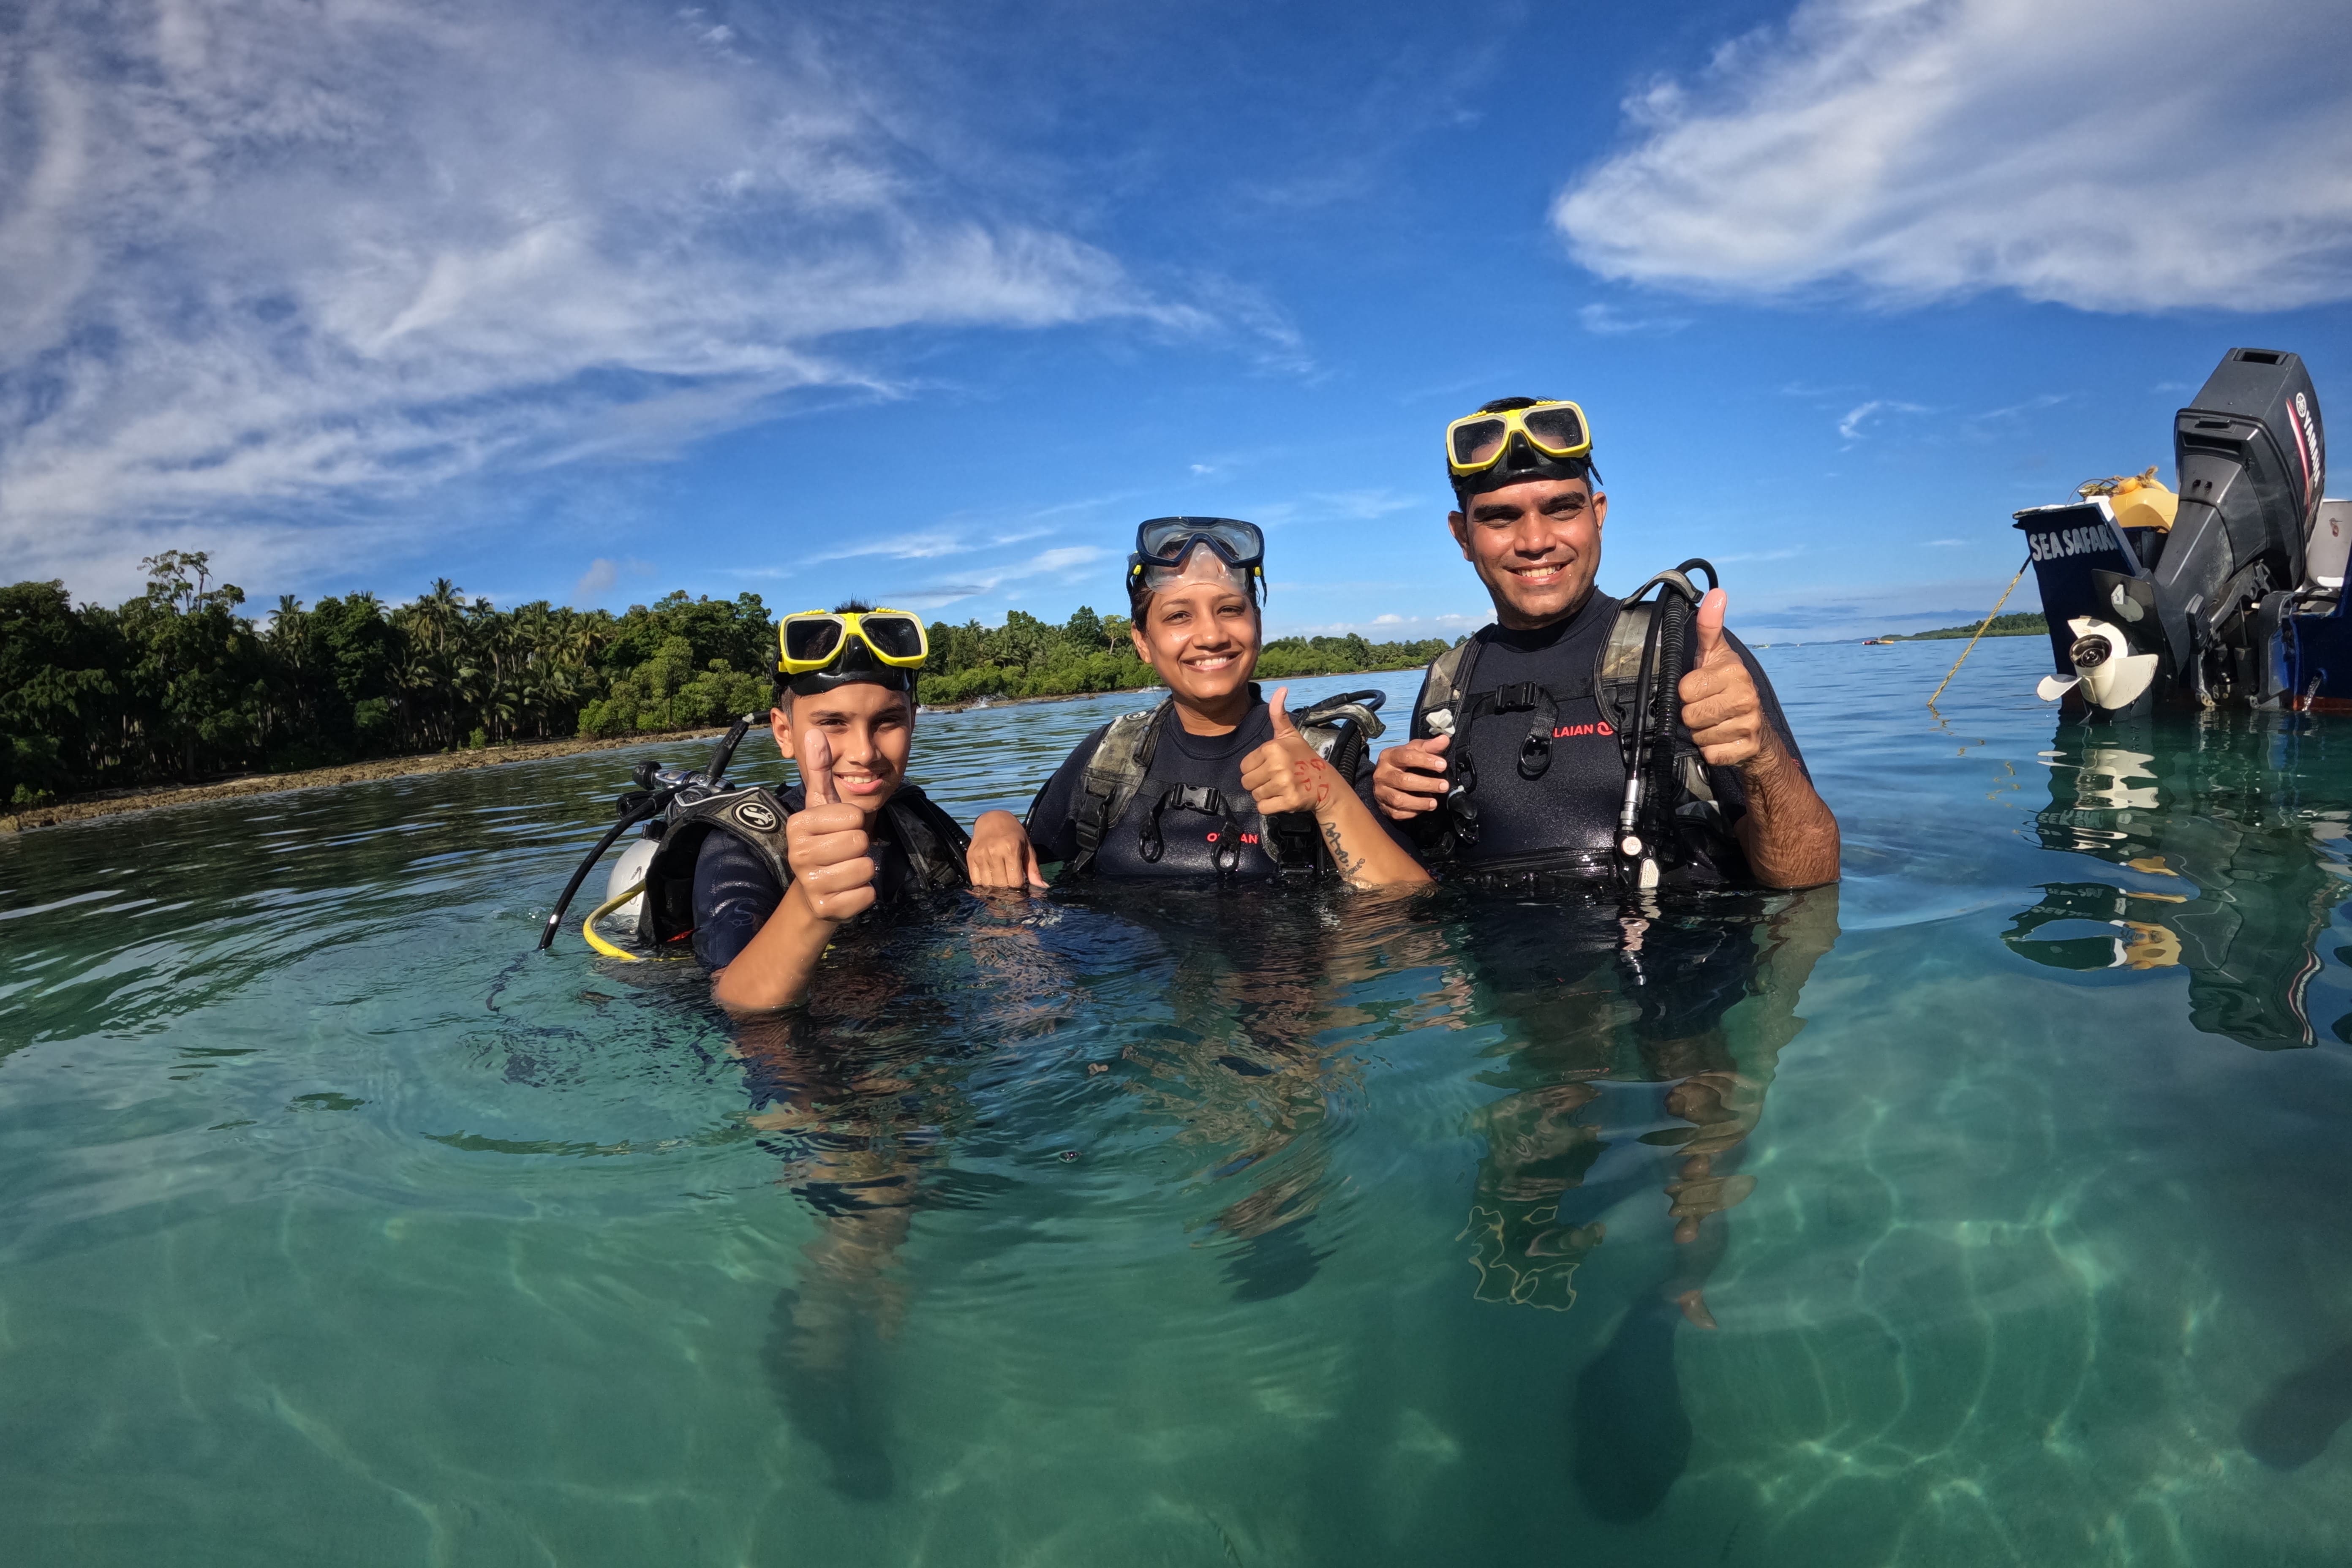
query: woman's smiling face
1131 577 1261 710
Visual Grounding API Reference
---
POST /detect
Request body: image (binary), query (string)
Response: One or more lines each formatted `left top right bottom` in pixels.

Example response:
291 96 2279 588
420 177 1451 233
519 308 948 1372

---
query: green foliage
0 556 780 797
0 562 1459 798
1889 612 2049 641
915 608 1450 706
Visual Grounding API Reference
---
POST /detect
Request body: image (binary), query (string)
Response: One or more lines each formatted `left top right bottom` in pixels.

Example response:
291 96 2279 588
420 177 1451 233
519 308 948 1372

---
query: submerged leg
764 1279 896 1501
1568 1213 1729 1521
2243 1340 2352 1470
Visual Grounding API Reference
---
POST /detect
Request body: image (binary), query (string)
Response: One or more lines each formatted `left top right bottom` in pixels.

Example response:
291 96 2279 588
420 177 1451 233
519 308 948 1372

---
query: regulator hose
582 880 648 962
537 792 672 951
1613 560 1717 888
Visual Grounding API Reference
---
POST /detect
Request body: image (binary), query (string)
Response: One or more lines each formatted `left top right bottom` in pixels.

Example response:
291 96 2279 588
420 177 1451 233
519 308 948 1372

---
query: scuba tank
537 712 762 955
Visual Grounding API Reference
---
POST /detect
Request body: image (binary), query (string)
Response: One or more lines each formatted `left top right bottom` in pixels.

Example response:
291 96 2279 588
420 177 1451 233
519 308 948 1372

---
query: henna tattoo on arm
1320 818 1364 880
1290 754 1337 811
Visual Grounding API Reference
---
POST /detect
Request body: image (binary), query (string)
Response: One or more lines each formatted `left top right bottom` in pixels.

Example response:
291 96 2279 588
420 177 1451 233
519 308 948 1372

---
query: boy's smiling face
772 683 914 810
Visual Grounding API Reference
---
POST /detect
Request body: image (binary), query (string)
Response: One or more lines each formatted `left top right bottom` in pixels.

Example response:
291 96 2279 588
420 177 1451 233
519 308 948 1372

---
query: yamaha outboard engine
2149 348 2326 701
2020 347 2327 715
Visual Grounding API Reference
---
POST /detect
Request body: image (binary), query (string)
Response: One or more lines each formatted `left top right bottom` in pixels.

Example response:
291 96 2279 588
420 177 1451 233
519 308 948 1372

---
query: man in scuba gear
1369 397 1840 889
965 517 1428 888
686 603 972 1012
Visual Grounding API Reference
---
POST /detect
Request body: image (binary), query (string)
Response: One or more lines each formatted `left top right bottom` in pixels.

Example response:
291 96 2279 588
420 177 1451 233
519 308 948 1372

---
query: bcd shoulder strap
640 784 795 946
1051 700 1169 874
1594 599 1653 767
1411 638 1481 740
882 784 972 893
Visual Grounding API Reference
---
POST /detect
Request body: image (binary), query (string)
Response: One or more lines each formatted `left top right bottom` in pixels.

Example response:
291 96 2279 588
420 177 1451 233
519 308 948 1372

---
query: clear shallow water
7 651 2352 1565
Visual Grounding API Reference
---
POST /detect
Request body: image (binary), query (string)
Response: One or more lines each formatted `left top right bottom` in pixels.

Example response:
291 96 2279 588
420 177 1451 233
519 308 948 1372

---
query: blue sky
5 0 2350 642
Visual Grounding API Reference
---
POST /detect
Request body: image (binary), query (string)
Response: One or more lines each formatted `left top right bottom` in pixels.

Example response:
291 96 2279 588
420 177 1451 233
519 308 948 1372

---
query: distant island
1875 611 2048 642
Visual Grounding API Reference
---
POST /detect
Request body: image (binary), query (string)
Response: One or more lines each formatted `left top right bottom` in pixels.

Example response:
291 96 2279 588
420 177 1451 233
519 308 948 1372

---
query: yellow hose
582 880 646 962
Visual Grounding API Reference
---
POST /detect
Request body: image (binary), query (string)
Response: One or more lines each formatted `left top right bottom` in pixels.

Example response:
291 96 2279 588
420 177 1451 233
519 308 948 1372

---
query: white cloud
1836 398 1926 441
572 558 620 603
0 0 1182 599
1554 0 2352 312
1578 302 1691 336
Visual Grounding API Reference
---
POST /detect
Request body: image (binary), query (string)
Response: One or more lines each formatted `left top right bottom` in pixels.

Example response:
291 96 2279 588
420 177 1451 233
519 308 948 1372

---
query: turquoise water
8 645 2352 1565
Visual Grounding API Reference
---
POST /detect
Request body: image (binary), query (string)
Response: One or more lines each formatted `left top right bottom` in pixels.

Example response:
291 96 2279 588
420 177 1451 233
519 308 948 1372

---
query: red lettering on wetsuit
1551 719 1617 739
1206 832 1263 844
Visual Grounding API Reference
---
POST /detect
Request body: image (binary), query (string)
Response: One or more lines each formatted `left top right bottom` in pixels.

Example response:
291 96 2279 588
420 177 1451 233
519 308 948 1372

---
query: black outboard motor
2021 348 2326 715
2146 348 2327 703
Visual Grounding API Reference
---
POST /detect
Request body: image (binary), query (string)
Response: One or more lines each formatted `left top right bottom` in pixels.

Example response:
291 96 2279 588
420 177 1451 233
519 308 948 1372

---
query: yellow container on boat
2109 468 2179 532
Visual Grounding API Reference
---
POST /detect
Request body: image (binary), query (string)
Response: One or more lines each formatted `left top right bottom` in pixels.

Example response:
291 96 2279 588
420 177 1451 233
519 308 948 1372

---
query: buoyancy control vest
1409 565 1741 887
1048 688 1387 879
633 781 971 947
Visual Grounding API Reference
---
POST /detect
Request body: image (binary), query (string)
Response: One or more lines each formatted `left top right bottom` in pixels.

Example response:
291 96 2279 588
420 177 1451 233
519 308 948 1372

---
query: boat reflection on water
2004 718 2352 1050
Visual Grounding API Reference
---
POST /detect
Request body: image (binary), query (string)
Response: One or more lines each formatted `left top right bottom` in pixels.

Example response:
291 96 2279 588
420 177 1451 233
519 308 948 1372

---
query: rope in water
582 879 647 961
1927 557 2032 709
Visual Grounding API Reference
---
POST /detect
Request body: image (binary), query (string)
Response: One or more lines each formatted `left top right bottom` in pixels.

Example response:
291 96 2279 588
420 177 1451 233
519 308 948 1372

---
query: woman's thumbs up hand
1241 686 1343 818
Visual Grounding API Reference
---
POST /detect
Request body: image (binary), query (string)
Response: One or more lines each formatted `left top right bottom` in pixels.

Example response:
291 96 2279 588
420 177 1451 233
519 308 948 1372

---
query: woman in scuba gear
965 519 1428 888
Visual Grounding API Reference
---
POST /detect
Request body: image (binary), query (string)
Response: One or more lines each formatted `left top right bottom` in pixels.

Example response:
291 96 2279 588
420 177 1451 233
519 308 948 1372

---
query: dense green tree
0 555 1454 803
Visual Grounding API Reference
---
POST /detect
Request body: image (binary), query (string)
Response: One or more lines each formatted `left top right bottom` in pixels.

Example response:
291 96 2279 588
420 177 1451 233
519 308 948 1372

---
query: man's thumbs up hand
1241 686 1342 817
1693 587 1730 664
1677 588 1777 770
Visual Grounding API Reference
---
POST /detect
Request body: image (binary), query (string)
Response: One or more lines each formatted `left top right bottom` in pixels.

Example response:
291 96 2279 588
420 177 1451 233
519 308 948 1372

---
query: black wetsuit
1376 592 1803 879
690 784 931 970
1025 701 1297 879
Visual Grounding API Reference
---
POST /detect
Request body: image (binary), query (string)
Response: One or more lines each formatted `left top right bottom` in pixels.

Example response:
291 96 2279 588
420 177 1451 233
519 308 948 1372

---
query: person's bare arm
710 732 878 1013
1241 688 1431 888
1676 590 1840 889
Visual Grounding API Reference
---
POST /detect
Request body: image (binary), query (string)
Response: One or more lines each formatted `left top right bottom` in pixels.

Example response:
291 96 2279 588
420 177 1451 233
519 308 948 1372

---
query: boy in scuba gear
1369 398 1840 889
683 603 972 1013
965 518 1427 889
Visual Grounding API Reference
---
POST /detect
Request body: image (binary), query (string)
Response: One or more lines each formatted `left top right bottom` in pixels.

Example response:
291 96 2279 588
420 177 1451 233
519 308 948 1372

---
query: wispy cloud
1836 399 1928 442
1553 0 2352 311
0 0 1185 599
869 544 1108 614
1578 302 1692 336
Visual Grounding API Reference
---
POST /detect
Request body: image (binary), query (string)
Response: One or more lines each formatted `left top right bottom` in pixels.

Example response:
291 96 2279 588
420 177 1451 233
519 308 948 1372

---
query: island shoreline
1 669 1420 834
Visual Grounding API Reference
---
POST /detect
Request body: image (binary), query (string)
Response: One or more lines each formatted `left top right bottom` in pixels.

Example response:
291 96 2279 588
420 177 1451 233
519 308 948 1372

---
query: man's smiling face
1448 476 1608 630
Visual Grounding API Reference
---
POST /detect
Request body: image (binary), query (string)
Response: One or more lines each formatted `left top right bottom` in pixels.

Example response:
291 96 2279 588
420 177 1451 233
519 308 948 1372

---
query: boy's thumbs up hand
1677 588 1777 770
1241 686 1343 817
787 728 877 923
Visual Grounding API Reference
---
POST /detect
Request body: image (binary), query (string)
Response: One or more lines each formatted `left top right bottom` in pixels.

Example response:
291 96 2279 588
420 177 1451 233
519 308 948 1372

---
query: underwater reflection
1073 884 1439 1301
2005 718 2352 1050
1438 885 1839 1522
732 903 1075 1500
